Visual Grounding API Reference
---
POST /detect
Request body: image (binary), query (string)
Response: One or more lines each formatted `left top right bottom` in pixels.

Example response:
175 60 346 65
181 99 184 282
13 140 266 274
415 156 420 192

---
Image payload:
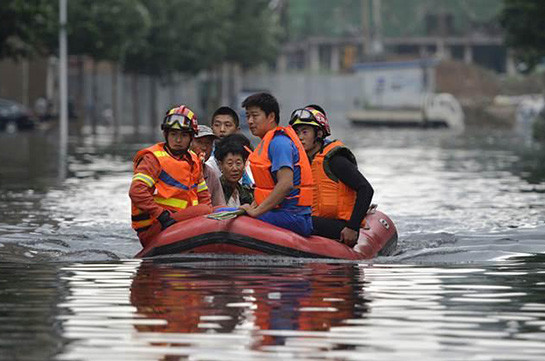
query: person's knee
137 224 161 247
299 216 313 237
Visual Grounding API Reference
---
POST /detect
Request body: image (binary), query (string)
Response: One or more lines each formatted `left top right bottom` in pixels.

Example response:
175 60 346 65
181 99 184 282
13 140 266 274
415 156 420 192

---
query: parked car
0 98 37 132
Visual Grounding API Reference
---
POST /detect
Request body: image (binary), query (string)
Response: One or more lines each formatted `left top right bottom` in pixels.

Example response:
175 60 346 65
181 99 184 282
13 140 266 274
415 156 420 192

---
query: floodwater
1 124 545 360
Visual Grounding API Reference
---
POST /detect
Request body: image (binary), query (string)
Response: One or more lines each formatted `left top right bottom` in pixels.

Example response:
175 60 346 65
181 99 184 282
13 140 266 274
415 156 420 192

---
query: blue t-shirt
268 133 311 215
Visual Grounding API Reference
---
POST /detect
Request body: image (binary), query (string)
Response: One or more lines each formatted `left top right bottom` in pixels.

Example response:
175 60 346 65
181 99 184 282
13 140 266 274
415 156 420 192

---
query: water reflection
0 129 148 191
513 144 545 185
0 262 62 361
130 259 368 350
57 259 370 360
335 128 545 257
55 259 545 360
0 132 61 190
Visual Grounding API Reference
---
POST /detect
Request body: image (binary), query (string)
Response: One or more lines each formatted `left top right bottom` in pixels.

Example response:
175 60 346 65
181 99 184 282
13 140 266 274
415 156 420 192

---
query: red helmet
289 106 331 137
162 105 199 135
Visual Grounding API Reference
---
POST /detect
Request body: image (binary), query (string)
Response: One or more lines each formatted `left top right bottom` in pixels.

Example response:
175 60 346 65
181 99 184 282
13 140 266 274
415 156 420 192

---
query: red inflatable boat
135 208 397 260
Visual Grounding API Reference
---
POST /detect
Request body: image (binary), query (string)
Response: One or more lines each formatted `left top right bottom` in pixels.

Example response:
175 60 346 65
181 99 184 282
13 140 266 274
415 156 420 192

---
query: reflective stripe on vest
132 172 155 188
311 139 363 224
131 143 203 231
248 126 313 207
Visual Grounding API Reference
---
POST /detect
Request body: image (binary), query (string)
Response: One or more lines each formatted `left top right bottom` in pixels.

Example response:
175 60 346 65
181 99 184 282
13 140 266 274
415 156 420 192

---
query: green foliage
500 0 545 71
123 0 232 76
287 0 362 40
124 0 281 76
382 0 502 37
66 0 150 61
224 0 281 68
0 0 281 74
286 0 503 40
0 0 56 59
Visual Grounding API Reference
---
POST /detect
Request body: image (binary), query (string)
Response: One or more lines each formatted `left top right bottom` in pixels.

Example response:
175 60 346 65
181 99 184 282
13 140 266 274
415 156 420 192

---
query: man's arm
241 167 293 217
204 165 226 207
240 134 295 217
329 154 374 246
196 173 213 206
129 154 164 219
329 154 374 228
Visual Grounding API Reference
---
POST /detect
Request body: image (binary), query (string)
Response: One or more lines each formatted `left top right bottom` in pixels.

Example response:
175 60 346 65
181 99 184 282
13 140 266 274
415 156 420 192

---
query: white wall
71 63 436 132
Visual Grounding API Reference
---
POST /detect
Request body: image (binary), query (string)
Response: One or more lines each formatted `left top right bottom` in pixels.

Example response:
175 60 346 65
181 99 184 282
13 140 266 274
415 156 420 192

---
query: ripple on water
2 126 545 360
20 260 536 360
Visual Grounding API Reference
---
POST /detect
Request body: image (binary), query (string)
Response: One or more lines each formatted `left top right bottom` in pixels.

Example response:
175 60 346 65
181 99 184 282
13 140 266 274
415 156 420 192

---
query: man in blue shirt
239 93 313 237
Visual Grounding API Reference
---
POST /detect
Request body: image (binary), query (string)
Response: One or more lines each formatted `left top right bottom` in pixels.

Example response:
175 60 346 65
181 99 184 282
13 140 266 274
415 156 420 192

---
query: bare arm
240 167 293 218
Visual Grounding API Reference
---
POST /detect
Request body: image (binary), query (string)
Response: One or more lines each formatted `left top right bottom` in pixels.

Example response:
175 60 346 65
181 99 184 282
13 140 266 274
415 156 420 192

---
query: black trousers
311 216 349 240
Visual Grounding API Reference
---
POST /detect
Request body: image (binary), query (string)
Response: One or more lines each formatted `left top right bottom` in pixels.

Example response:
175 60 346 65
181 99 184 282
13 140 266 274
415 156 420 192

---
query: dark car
0 98 36 132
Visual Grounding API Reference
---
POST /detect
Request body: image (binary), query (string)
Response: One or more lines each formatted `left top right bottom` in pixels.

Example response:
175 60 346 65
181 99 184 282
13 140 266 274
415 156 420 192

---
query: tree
0 0 56 60
501 0 545 140
61 0 150 134
123 0 234 134
124 0 232 77
65 0 150 62
224 0 281 68
500 0 545 71
210 0 281 112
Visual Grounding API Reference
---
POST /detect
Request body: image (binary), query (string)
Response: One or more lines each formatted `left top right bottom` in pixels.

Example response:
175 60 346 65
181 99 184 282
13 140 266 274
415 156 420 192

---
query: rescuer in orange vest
289 105 374 247
239 93 314 237
129 105 212 247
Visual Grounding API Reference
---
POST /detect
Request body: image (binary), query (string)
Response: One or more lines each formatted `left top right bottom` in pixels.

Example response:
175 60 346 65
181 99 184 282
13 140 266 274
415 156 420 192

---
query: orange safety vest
249 126 313 207
131 143 207 231
311 139 363 224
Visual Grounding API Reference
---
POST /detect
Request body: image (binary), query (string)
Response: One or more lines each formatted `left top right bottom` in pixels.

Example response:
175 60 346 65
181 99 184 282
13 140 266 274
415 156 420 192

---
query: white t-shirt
206 155 221 175
226 188 241 208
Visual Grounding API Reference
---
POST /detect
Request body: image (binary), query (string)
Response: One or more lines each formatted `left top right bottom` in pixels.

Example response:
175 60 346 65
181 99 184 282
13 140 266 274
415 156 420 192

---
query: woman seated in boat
289 105 374 247
214 134 254 207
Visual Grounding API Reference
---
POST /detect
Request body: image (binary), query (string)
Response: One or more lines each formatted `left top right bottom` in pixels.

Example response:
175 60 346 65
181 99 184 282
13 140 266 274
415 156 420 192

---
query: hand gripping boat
135 206 397 260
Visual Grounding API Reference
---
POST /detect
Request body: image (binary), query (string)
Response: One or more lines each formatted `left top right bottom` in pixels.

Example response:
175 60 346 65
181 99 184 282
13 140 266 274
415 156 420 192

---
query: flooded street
1 124 545 360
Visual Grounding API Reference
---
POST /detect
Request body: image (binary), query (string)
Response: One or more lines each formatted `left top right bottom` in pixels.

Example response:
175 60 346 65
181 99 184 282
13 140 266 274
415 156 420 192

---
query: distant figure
101 105 113 125
34 97 48 121
289 104 374 247
190 125 225 207
214 134 254 207
129 105 212 247
239 93 313 237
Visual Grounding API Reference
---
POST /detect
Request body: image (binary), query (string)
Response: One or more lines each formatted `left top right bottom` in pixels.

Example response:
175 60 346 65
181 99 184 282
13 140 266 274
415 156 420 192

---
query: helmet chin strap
308 135 324 160
313 128 325 146
167 145 188 156
164 131 190 156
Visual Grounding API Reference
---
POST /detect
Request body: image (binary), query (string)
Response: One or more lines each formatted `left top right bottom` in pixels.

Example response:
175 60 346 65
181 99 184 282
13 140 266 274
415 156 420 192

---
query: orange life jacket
131 143 206 231
311 140 364 224
249 126 313 207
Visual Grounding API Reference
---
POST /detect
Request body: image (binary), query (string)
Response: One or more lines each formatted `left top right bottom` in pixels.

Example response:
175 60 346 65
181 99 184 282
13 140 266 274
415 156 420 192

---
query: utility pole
371 0 383 55
58 0 68 180
362 0 370 56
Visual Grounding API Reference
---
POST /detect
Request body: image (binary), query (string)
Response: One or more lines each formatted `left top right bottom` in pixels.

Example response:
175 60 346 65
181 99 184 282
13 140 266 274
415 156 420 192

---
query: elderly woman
214 134 254 207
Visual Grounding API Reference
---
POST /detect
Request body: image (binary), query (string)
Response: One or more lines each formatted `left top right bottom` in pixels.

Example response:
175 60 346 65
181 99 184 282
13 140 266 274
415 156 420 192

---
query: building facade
278 0 511 74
